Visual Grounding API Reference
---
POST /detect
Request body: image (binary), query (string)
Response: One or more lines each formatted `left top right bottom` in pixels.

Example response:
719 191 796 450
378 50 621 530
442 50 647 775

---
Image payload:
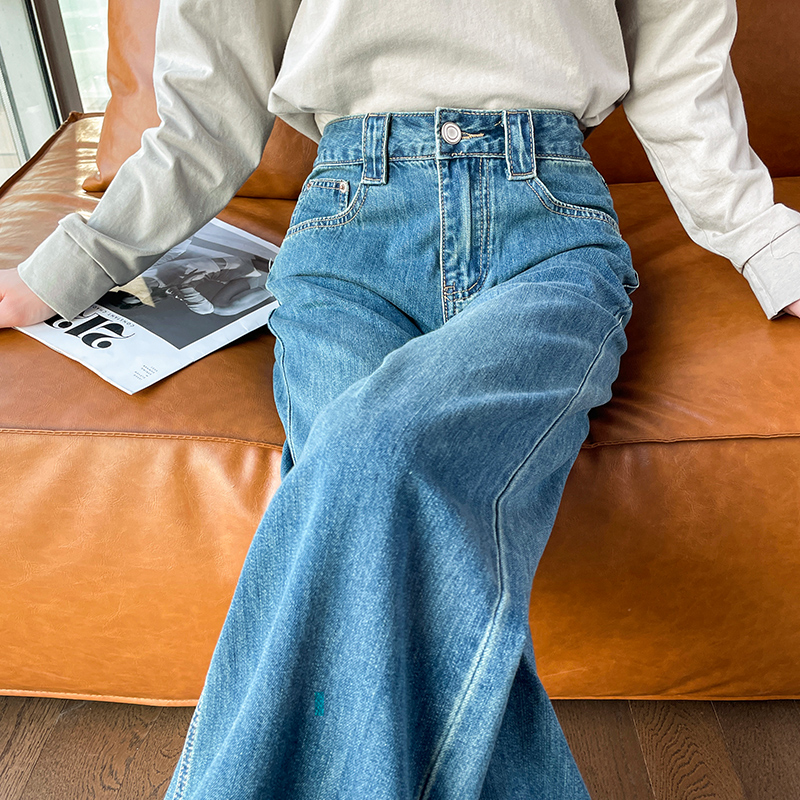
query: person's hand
783 298 800 318
0 269 56 328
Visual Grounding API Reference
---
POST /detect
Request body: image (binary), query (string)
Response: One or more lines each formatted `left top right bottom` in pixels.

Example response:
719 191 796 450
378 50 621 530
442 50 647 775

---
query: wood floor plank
0 696 68 800
553 699 656 800
712 700 800 800
6 696 800 799
17 700 162 800
116 707 193 800
629 701 746 800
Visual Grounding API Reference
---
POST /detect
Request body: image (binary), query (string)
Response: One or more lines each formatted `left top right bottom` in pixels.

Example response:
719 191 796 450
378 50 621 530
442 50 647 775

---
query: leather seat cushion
536 175 800 700
2 115 799 703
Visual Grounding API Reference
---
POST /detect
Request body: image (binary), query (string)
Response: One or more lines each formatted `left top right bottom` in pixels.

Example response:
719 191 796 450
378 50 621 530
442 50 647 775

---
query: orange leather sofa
2 0 799 706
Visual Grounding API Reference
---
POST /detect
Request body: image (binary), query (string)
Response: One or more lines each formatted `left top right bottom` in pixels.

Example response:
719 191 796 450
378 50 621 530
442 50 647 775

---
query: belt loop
362 113 390 185
503 110 536 181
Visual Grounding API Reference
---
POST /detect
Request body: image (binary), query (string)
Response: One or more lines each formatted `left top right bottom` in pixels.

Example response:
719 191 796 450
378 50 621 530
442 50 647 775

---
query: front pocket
290 177 349 223
284 163 369 239
525 158 620 233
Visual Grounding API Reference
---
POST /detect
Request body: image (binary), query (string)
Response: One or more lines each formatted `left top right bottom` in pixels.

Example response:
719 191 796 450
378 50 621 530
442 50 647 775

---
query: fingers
0 269 56 328
781 296 800 319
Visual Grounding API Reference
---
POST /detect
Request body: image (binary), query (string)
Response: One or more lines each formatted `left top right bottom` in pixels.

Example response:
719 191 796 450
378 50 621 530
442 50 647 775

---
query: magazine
16 218 279 394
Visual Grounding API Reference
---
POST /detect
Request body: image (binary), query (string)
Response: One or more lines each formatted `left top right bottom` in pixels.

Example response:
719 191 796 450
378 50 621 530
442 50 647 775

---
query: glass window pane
0 0 58 172
58 0 110 112
0 74 23 183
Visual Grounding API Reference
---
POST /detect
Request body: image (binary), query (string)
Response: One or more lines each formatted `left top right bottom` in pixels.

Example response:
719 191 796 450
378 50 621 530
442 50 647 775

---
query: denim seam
416 317 623 800
537 154 592 163
271 326 297 464
305 178 348 194
284 181 370 239
299 180 349 217
443 156 489 301
504 110 536 179
437 152 449 323
172 699 201 800
526 177 620 233
479 154 490 295
0 428 283 449
323 110 577 133
305 178 347 190
361 112 389 184
314 153 589 167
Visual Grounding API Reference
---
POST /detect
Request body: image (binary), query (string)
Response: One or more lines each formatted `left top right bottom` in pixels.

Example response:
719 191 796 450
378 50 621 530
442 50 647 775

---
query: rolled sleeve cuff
17 217 116 321
740 224 800 320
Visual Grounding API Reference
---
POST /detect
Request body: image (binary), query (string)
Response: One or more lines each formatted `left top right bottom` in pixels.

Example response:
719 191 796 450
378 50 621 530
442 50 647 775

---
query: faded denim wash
163 108 640 800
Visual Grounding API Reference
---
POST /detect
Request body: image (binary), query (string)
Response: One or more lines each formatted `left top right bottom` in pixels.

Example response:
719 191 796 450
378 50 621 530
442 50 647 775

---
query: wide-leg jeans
163 108 640 800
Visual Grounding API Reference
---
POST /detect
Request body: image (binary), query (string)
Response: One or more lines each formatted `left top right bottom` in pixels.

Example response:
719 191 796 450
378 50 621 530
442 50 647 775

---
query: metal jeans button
441 122 463 144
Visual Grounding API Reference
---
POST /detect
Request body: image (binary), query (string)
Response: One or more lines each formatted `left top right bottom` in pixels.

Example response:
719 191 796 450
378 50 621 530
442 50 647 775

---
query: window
58 0 110 112
0 0 109 183
0 0 58 181
0 72 26 182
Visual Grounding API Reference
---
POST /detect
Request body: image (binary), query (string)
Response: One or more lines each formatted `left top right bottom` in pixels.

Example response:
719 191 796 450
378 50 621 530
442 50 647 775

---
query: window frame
29 0 84 119
0 0 62 165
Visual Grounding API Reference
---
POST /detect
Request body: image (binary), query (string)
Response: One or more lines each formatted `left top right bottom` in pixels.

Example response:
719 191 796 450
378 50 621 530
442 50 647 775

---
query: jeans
163 108 639 800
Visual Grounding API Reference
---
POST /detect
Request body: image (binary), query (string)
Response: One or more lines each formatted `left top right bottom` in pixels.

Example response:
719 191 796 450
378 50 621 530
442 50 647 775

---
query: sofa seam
4 687 797 703
580 431 800 448
0 687 200 704
0 427 283 451
2 428 797 450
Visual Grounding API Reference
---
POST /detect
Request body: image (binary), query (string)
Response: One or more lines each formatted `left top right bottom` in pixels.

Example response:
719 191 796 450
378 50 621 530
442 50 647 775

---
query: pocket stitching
526 177 620 233
305 178 349 195
284 180 370 239
294 178 349 219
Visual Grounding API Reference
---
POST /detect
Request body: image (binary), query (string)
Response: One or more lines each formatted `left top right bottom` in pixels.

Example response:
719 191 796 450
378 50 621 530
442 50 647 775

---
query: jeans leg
266 266 423 476
163 253 628 800
478 461 586 800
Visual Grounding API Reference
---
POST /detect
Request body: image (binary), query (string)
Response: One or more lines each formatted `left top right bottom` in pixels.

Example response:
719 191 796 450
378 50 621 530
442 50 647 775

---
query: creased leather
585 0 800 185
4 0 800 702
81 0 317 198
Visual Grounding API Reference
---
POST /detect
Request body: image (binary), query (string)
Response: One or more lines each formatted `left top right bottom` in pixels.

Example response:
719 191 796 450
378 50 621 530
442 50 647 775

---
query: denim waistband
315 109 590 184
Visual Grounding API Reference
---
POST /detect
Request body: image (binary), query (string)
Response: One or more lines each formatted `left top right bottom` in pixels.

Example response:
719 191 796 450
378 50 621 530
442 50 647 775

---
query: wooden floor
1 697 798 799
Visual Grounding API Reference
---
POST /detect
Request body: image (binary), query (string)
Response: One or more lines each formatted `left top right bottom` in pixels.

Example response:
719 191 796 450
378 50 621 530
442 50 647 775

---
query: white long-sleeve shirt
18 0 800 321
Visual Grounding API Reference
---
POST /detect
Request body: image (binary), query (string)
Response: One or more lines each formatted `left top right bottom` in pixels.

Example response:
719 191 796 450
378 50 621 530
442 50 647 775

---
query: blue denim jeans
163 108 639 800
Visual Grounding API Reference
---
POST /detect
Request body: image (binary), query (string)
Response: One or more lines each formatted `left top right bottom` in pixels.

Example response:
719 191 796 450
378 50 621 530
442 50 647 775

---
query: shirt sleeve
18 0 301 321
618 0 800 320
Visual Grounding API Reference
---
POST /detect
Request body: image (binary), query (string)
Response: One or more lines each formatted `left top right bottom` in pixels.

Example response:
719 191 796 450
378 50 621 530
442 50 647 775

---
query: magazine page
16 218 279 394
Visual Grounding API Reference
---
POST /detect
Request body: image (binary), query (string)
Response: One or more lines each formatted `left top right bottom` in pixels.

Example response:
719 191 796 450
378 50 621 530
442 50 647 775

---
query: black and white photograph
13 218 280 392
105 229 276 349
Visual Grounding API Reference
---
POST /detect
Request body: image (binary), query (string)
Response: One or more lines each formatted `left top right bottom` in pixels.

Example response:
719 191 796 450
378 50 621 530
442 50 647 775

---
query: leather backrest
86 0 797 193
82 0 317 198
587 0 800 183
